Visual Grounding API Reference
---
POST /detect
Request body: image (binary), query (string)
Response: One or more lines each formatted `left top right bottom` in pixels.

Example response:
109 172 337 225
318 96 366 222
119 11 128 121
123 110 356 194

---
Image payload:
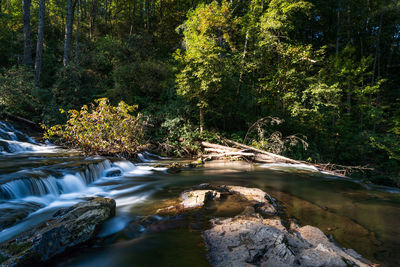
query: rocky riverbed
0 185 373 267
158 184 371 267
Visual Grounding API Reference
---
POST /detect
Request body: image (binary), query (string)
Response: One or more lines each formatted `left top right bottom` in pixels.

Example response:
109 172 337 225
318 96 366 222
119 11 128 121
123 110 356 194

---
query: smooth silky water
0 122 399 266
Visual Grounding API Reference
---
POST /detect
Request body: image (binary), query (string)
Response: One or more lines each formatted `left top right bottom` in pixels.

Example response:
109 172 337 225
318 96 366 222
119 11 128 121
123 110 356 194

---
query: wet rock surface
203 215 370 267
0 197 115 266
181 190 221 209
161 184 370 267
198 185 371 267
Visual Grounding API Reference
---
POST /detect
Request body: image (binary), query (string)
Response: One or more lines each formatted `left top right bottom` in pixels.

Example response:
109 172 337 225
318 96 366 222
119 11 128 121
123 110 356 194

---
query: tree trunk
34 0 45 86
104 0 108 33
372 13 383 84
139 0 143 29
22 0 33 65
89 0 96 39
145 0 150 31
63 0 74 66
74 0 79 66
199 107 204 134
335 3 340 56
236 29 249 96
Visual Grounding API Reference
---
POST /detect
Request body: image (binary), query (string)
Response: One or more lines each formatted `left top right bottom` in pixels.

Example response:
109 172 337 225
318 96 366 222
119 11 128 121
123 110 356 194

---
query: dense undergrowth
1 0 399 186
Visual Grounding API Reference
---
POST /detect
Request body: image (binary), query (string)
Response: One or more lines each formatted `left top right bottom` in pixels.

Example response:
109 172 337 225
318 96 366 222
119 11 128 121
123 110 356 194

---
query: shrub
0 67 40 119
44 98 145 156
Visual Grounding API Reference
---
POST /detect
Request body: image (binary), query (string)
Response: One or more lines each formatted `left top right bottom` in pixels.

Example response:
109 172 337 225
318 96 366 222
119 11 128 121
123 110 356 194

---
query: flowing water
0 121 399 266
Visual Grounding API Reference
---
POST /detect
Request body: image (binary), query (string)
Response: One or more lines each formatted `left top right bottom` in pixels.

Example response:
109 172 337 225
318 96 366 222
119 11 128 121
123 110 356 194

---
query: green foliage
0 0 399 184
44 98 145 155
244 117 309 156
158 117 220 157
175 0 236 129
0 67 40 118
110 60 172 106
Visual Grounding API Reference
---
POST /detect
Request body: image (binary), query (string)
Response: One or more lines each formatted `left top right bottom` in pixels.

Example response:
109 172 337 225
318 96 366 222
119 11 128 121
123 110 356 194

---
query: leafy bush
158 117 220 156
0 67 40 119
244 117 308 156
44 98 145 156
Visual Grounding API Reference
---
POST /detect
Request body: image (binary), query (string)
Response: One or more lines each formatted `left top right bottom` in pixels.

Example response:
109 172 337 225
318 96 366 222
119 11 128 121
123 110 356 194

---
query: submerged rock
225 186 277 215
0 197 116 266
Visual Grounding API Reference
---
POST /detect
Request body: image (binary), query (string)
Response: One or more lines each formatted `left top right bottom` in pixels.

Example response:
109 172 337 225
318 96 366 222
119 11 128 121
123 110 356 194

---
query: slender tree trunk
89 0 96 39
199 107 204 134
63 0 74 66
22 0 33 65
104 0 108 33
129 0 136 36
236 29 249 96
372 13 383 84
139 0 143 29
34 0 45 86
335 4 340 56
75 0 80 66
145 0 150 31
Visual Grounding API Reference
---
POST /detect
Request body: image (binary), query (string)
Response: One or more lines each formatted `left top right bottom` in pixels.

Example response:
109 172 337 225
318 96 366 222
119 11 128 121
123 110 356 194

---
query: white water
0 121 168 242
260 163 320 172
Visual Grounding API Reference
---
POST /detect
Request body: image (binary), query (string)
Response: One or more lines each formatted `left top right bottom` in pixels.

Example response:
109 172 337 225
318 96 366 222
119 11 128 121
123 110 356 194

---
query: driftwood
313 162 374 176
4 112 37 126
201 139 374 177
201 140 298 164
220 138 300 164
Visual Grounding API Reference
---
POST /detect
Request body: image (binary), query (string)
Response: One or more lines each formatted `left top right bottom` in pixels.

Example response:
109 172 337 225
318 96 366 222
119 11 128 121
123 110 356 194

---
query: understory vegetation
0 0 399 186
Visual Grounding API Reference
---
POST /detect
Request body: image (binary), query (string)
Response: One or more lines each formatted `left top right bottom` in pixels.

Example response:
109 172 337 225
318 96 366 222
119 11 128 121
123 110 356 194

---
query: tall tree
75 0 80 66
175 1 235 132
34 0 46 86
22 0 32 65
64 0 74 66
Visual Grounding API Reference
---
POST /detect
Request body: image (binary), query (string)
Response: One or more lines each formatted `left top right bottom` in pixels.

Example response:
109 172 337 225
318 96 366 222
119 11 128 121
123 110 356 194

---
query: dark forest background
1 0 399 185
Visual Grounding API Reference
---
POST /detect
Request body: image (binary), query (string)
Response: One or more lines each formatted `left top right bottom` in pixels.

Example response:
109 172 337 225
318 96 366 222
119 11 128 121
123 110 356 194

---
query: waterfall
0 120 163 242
0 121 55 154
0 160 113 200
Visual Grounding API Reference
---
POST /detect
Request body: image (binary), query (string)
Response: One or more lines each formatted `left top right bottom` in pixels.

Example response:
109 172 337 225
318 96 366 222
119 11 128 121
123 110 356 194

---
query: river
0 121 399 266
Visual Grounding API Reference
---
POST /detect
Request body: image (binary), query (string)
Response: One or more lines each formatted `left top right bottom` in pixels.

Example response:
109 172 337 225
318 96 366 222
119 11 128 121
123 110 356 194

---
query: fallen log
4 111 37 126
201 142 238 152
201 139 373 178
220 138 300 164
202 140 292 163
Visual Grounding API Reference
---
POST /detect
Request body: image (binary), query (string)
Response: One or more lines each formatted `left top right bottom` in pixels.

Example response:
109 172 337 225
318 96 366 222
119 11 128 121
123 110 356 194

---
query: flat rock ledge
204 213 370 267
179 185 277 215
0 197 116 267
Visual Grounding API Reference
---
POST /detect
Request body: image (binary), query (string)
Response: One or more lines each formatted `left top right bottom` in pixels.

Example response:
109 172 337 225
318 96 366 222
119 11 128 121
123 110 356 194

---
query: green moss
0 253 10 264
7 242 31 255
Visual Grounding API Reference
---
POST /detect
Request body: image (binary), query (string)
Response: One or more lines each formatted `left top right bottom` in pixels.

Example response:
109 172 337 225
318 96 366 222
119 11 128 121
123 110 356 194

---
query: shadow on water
57 161 399 267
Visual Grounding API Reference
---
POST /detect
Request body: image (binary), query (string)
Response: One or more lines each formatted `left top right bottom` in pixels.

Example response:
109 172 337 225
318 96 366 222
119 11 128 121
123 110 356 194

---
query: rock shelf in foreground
174 184 370 267
0 197 116 266
204 216 369 267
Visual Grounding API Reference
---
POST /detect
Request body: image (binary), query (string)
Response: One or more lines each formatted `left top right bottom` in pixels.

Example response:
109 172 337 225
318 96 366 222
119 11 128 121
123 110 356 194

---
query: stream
0 121 399 266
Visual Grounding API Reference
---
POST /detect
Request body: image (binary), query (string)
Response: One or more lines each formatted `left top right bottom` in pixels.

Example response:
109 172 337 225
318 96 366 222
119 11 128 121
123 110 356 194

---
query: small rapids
0 121 168 242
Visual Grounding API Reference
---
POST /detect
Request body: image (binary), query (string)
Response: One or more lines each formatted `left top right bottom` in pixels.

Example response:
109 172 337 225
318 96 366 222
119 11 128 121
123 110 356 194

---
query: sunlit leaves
44 98 144 155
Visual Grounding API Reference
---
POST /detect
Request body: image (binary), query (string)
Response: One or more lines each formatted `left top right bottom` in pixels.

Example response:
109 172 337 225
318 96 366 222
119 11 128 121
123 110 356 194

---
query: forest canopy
0 0 399 185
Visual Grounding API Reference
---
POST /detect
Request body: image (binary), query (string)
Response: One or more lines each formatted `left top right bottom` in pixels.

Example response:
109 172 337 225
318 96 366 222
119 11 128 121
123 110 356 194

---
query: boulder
0 197 116 266
203 215 370 267
181 190 221 209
